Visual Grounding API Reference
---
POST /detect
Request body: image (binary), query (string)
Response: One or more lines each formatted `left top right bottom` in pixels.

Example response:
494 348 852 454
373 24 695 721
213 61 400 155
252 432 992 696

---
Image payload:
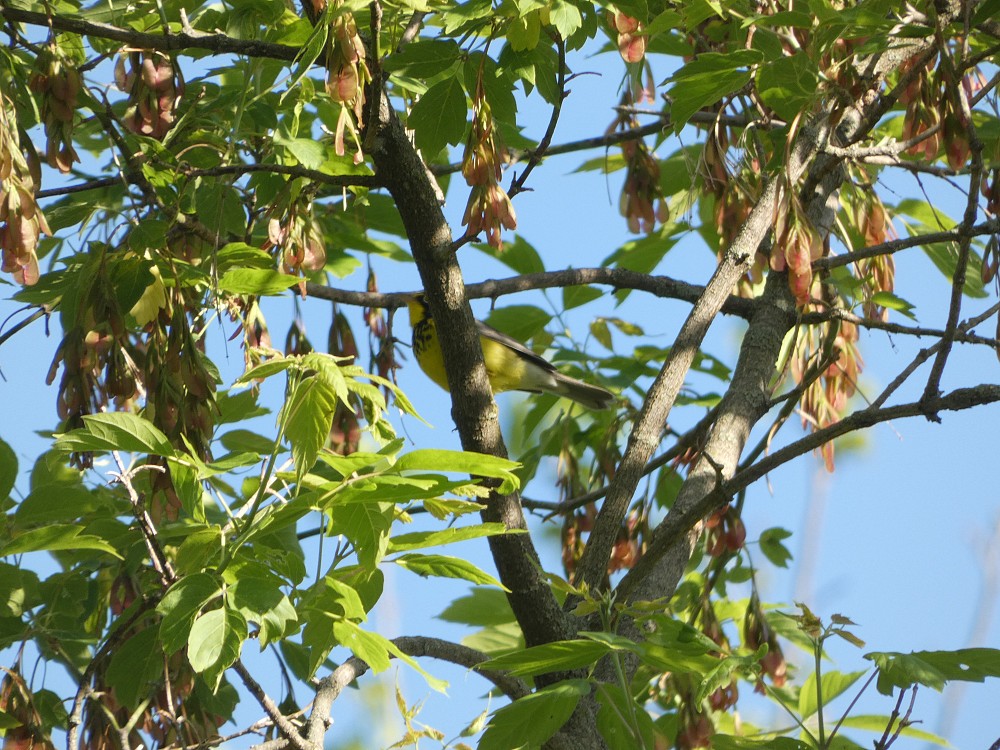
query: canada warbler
405 293 614 410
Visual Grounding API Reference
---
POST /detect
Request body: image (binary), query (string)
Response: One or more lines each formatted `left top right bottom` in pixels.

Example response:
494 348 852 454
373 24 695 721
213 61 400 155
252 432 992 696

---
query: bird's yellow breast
408 299 527 393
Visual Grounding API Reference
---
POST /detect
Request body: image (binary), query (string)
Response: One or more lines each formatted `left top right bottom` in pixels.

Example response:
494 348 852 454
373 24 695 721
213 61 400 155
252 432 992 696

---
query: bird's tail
549 372 615 410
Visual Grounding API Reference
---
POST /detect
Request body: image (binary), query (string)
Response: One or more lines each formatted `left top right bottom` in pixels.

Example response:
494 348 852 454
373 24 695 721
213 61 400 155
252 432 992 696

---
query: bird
404 293 615 410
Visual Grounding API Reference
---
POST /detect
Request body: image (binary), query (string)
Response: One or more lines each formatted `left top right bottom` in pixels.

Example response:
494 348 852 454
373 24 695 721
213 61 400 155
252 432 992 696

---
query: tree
1 0 999 747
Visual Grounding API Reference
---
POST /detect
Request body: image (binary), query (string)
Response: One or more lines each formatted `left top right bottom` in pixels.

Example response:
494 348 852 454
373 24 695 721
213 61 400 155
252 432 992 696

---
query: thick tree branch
571 126 819 593
367 87 577 659
0 6 298 61
305 268 757 318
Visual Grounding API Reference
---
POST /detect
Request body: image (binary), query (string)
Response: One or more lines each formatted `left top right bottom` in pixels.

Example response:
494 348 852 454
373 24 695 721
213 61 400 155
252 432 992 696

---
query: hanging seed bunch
114 50 184 140
363 269 397 389
461 77 517 250
328 306 363 455
29 43 82 173
142 306 217 460
791 315 863 472
264 200 328 279
608 9 646 64
852 189 896 321
770 193 824 307
316 0 371 162
46 257 139 467
607 93 668 234
0 91 48 285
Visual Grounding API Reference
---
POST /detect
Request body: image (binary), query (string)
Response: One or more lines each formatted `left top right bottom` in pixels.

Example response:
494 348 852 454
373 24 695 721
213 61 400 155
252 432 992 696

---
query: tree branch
304 636 530 747
233 660 311 750
305 268 757 319
0 6 298 61
367 84 577 658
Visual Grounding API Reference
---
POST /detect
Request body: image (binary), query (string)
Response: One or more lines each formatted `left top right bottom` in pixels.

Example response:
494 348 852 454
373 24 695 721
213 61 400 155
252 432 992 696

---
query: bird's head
403 292 430 325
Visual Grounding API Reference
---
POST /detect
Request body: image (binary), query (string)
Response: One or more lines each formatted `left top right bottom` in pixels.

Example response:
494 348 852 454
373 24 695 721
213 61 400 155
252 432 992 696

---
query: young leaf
387 523 513 552
393 553 507 589
106 628 163 708
407 77 467 157
0 525 122 559
798 670 867 719
54 413 173 456
282 374 341 481
758 527 793 568
479 639 610 678
479 679 591 750
158 574 224 655
188 606 248 689
217 269 303 295
868 648 1000 695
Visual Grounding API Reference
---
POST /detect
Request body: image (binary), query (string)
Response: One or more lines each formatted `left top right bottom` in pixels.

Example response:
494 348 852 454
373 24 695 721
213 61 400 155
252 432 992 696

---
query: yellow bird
405 293 614 410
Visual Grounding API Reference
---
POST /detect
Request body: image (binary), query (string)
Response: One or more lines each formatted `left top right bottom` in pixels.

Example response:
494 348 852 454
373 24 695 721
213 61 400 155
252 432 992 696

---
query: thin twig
508 34 567 198
110 452 175 587
233 660 313 750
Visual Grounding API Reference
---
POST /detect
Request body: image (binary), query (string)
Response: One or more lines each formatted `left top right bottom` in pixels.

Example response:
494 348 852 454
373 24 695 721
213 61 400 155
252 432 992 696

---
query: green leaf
226 561 298 649
157 573 223 655
0 525 122 559
0 438 15 501
755 53 818 121
332 617 391 671
562 285 603 311
328 499 394 570
14 483 104 525
394 553 506 589
283 373 341 481
219 428 276 454
330 619 449 691
480 639 610 677
758 527 793 568
0 563 40 617
479 679 590 750
484 305 552 342
54 413 173 456
836 715 951 746
127 219 168 252
867 648 1000 695
387 523 513 552
393 449 521 493
217 269 303 295
548 0 582 39
474 234 546 274
188 606 247 689
384 39 462 79
197 183 246 237
276 136 326 170
595 683 656 750
870 291 917 320
174 528 224 575
235 358 296 384
798 669 867 719
106 628 163 707
666 50 762 130
438 587 517 627
710 737 810 750
408 77 467 157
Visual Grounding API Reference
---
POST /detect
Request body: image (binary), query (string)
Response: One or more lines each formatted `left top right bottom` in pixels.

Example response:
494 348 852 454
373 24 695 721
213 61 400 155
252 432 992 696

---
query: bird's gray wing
475 319 558 373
